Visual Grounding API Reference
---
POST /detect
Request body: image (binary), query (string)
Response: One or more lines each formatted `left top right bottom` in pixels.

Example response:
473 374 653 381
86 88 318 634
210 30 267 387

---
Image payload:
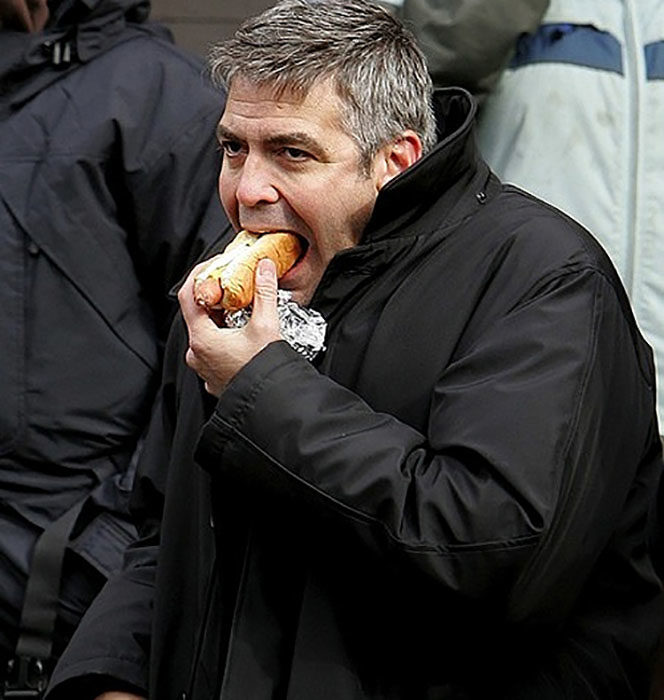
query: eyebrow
216 124 237 144
216 124 330 160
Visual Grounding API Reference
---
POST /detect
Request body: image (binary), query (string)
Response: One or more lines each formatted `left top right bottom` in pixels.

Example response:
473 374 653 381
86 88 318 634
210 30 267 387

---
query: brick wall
151 0 274 57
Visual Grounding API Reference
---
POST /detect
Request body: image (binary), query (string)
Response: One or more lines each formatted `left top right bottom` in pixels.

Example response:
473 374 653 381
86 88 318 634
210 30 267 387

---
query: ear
374 131 423 190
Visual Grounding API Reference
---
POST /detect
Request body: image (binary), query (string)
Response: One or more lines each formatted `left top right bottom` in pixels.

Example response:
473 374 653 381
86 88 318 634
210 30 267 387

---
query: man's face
217 77 386 305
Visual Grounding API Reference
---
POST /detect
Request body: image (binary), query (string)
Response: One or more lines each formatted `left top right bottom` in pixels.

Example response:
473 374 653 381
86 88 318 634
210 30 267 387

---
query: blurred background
150 0 402 56
151 0 274 56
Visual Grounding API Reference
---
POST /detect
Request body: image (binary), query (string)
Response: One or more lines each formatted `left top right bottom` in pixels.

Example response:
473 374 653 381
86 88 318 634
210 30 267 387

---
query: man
0 0 227 692
47 0 663 698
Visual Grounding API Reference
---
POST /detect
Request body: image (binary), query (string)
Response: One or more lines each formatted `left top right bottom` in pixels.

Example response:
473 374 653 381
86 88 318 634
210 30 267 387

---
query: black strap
14 500 85 661
13 456 122 664
5 461 121 698
4 500 85 698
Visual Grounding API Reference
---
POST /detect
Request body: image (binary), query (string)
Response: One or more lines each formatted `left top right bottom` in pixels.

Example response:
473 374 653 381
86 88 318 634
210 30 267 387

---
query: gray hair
208 0 437 172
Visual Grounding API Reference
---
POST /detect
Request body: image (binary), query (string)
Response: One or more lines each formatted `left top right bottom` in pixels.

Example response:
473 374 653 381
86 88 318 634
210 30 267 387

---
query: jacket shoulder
99 30 220 97
487 184 621 276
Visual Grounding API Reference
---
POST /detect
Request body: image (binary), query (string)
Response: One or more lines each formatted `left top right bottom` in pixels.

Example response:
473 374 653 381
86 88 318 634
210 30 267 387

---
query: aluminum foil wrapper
225 290 327 361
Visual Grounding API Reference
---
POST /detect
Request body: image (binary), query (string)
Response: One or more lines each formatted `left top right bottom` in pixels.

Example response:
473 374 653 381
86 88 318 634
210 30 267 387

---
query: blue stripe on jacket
645 41 664 79
509 23 623 74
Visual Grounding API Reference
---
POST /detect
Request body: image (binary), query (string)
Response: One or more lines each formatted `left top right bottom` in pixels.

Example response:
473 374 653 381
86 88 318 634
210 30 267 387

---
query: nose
234 155 279 208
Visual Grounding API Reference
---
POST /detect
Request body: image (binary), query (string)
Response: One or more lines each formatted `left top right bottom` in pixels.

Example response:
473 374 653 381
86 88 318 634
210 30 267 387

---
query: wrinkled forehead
227 71 348 111
222 75 348 131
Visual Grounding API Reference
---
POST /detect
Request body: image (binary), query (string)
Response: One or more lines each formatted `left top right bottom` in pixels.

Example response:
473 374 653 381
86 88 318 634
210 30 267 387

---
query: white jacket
477 0 664 427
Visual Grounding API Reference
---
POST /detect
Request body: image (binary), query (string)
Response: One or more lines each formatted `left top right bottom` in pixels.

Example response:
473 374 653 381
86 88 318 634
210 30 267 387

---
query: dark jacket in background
0 0 228 657
400 0 549 98
48 89 663 699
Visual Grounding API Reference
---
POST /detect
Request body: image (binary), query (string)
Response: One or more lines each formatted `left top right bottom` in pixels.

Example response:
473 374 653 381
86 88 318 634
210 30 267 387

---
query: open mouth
292 233 309 266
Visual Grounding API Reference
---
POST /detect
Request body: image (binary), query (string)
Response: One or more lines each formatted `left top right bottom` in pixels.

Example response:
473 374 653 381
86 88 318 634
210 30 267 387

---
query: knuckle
256 285 277 302
185 347 198 368
188 335 207 356
250 319 277 342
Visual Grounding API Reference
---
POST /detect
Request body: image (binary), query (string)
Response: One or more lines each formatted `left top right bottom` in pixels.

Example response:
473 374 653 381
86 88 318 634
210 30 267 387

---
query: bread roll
193 230 303 311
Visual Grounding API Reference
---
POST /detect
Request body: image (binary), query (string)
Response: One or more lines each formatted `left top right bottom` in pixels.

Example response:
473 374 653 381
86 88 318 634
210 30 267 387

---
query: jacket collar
311 87 492 318
363 86 484 244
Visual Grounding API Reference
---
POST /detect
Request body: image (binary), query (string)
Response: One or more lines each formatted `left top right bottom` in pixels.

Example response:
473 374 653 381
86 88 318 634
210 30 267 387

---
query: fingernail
258 258 276 279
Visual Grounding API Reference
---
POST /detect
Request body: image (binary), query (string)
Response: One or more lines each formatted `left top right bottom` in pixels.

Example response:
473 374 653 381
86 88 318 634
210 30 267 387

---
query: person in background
0 0 229 693
47 0 663 698
399 0 549 101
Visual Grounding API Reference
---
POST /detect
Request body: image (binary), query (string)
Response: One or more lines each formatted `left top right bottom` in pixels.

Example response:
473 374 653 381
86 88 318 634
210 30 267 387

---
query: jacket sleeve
194 265 656 620
400 0 550 98
44 552 156 699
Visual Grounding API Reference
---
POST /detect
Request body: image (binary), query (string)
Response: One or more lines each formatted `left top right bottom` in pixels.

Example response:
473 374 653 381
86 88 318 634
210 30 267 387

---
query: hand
94 693 146 700
0 0 49 32
179 257 282 396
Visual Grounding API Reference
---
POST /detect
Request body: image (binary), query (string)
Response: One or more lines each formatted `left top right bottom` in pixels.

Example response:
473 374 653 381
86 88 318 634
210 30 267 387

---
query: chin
279 267 318 307
286 288 313 306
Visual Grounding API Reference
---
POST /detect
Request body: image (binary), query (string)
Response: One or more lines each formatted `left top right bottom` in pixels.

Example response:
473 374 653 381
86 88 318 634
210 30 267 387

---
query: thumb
250 257 280 332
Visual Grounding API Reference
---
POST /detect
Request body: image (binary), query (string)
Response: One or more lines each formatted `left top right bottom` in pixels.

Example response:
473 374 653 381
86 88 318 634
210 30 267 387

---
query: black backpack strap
3 499 84 699
4 456 119 699
17 500 86 660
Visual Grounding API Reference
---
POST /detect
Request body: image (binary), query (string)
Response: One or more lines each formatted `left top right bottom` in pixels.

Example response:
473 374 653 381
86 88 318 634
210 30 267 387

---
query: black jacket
0 0 228 654
48 89 663 699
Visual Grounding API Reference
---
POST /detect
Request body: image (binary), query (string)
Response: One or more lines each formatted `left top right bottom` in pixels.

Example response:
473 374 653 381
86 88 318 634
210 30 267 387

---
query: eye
221 140 245 158
281 146 311 161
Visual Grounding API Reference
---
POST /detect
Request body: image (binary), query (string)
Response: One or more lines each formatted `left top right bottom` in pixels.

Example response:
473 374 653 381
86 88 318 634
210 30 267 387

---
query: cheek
218 171 238 222
312 182 375 247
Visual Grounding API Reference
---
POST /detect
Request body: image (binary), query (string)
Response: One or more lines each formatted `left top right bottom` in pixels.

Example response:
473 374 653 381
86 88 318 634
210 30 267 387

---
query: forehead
219 76 346 137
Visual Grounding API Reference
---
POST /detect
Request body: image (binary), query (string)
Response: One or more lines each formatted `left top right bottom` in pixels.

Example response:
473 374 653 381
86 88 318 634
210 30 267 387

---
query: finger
3 1 31 30
250 258 280 332
29 0 49 31
178 264 212 334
